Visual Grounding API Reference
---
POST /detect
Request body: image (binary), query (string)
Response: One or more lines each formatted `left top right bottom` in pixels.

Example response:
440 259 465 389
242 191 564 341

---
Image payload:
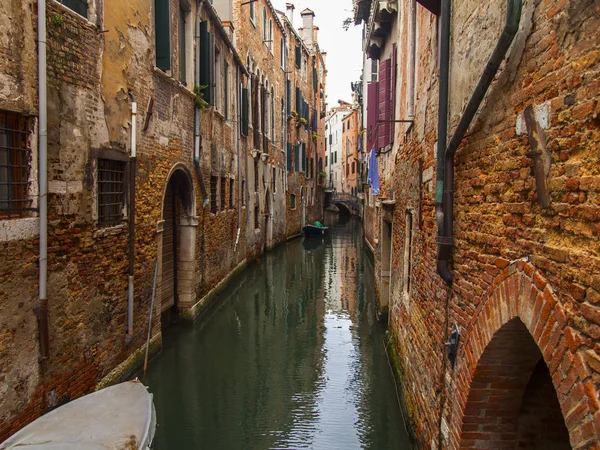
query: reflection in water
144 213 410 449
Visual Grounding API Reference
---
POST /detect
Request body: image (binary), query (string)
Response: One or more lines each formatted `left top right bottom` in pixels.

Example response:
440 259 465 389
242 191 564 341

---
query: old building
341 109 360 196
325 102 352 192
357 0 600 448
0 0 249 439
279 5 327 236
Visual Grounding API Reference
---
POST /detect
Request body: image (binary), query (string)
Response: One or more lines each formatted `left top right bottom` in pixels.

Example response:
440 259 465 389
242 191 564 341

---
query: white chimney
300 8 315 48
286 3 295 26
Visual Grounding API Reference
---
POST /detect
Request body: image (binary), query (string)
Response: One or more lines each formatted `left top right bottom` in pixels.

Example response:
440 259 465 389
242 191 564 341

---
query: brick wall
362 0 600 448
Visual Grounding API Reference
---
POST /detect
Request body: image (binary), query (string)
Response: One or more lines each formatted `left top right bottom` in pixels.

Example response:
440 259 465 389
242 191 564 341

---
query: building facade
0 0 326 440
325 103 352 192
341 109 359 196
357 0 600 448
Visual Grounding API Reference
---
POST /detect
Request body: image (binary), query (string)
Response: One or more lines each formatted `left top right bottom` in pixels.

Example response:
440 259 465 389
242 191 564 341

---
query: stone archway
157 165 197 325
449 260 598 449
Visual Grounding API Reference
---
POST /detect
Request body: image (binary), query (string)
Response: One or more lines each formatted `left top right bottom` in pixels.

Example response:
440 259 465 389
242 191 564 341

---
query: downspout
37 0 49 362
126 93 137 346
407 0 417 118
234 65 241 251
436 0 522 284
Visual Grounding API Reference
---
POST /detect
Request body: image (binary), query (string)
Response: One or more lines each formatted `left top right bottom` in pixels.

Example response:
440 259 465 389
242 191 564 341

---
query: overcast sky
272 0 363 110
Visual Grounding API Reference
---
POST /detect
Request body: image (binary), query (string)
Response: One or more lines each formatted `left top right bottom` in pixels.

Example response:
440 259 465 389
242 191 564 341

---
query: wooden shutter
155 0 171 71
286 80 291 116
241 88 249 136
378 58 391 149
391 44 397 125
287 143 293 171
296 87 301 113
295 145 300 172
252 75 260 149
366 82 378 151
295 46 301 69
313 67 318 92
302 143 306 172
199 21 211 104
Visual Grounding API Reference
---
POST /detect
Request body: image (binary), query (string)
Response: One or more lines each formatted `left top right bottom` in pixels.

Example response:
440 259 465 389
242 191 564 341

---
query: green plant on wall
193 84 209 110
300 117 307 125
312 131 319 140
52 13 65 27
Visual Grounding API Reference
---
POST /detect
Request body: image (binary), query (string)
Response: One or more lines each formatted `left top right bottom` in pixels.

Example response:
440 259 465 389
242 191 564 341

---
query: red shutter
378 59 391 149
391 45 397 138
367 82 378 151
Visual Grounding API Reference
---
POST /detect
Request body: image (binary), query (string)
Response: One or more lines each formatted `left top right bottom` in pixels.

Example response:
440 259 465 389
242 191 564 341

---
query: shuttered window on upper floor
199 21 213 105
241 88 249 136
295 46 301 69
155 0 171 71
377 58 392 150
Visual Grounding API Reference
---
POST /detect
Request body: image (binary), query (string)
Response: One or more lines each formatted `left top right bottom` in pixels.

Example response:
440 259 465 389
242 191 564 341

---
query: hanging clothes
367 148 380 195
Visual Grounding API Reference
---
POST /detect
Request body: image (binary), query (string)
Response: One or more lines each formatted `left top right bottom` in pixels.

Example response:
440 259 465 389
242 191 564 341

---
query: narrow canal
144 213 410 449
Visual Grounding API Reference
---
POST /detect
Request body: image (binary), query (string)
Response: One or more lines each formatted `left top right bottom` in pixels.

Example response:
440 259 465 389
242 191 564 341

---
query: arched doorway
159 166 197 326
460 318 571 449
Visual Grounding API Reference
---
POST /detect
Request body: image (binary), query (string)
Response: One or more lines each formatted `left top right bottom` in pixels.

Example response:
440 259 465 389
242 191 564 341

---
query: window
325 155 327 167
254 204 260 229
249 0 255 23
0 111 32 219
403 210 414 294
290 194 296 210
59 0 88 18
269 20 273 53
271 88 275 140
224 60 229 119
263 8 267 42
155 0 171 71
229 178 234 209
215 48 222 112
199 21 212 104
220 177 226 211
280 38 285 68
295 45 301 69
210 176 218 214
352 161 355 174
178 4 188 84
272 167 276 194
370 58 378 82
97 159 126 226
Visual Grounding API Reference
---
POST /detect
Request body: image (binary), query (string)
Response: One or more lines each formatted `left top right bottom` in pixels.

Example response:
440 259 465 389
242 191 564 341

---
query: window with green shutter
199 21 212 105
155 0 171 71
295 46 301 69
295 145 300 172
241 88 249 136
313 67 317 92
287 143 293 171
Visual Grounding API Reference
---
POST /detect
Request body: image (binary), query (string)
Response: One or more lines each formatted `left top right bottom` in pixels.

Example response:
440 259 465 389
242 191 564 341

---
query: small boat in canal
303 223 329 236
0 380 156 450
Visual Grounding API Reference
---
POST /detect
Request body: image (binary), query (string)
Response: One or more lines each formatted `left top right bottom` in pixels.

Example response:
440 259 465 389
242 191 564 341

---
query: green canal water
144 213 410 449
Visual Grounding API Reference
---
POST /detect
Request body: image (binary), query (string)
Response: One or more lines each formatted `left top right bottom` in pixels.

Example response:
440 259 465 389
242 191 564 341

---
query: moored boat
0 380 156 450
303 224 329 236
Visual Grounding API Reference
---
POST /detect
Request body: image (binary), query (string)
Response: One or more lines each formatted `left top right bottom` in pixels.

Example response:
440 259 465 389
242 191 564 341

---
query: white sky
272 0 363 111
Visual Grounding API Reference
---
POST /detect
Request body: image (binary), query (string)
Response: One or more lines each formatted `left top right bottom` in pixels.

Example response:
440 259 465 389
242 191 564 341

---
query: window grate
0 110 33 219
97 158 125 226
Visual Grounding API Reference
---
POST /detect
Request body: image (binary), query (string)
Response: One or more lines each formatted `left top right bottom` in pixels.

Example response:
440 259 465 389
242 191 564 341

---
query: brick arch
448 260 599 449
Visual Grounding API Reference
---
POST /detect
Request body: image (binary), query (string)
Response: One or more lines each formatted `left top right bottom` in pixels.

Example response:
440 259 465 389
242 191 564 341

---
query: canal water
144 213 410 449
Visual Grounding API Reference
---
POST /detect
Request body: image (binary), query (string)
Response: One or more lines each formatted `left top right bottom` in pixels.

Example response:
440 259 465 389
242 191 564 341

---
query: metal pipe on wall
37 0 49 361
437 0 522 285
127 95 137 346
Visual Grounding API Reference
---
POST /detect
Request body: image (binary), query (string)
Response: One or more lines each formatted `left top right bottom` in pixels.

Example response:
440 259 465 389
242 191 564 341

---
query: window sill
0 217 39 242
93 222 127 239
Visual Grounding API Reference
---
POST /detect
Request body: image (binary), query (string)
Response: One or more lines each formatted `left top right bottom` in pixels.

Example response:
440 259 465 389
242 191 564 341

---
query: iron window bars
97 158 126 226
0 110 33 219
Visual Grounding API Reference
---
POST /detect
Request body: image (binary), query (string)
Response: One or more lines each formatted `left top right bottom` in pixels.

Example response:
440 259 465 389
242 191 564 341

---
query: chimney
286 3 295 26
313 25 319 45
300 8 315 48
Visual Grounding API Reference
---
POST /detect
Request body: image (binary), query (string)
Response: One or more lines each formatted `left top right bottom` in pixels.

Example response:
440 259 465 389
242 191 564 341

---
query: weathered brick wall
378 0 600 448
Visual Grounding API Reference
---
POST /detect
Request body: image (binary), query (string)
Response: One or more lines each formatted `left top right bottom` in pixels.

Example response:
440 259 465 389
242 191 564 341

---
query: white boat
0 380 156 450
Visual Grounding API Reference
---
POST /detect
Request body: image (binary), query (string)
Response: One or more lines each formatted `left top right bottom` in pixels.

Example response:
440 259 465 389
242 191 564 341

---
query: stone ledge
0 218 39 242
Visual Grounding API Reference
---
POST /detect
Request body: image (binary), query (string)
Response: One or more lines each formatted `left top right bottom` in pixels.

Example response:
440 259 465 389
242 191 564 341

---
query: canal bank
143 213 410 449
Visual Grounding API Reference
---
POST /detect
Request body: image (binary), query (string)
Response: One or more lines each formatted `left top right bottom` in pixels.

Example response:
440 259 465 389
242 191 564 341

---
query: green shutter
302 143 306 172
286 80 291 116
295 145 300 172
296 87 301 113
242 88 249 136
155 0 171 71
287 143 293 171
313 67 317 93
295 46 301 69
199 21 211 104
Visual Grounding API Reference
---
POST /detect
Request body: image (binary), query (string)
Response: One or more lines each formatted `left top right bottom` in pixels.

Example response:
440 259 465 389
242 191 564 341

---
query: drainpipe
235 65 241 251
37 0 49 362
126 93 137 346
436 0 522 284
407 0 416 118
435 0 451 284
